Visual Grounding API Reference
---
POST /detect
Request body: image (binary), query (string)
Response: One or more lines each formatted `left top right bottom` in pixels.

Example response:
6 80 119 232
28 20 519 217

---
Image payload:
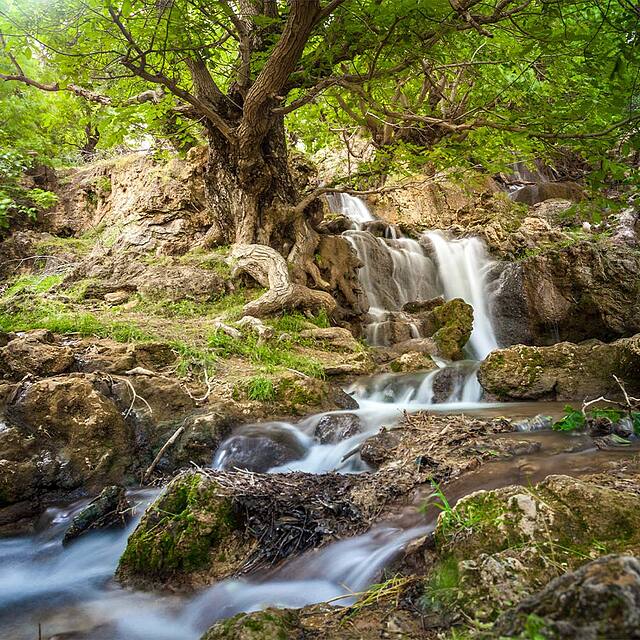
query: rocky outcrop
511 180 584 205
428 475 640 623
478 335 640 401
490 238 640 345
493 555 640 639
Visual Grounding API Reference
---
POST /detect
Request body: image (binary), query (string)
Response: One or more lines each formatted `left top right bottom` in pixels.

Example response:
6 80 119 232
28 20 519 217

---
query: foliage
552 405 587 432
552 404 640 435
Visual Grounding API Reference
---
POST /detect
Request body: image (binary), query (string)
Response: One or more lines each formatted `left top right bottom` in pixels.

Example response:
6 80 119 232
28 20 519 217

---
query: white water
336 195 499 356
425 231 499 359
326 192 375 225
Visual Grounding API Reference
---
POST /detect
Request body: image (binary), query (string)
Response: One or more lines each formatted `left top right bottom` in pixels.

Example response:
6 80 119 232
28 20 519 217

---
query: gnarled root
231 243 336 318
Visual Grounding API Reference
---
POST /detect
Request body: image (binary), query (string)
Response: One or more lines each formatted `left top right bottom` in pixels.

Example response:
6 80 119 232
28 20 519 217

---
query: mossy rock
201 609 302 640
117 472 255 590
426 475 640 622
426 298 473 361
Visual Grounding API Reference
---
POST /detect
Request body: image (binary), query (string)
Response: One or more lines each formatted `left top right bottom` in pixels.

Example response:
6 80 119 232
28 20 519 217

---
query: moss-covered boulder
201 609 303 640
492 554 640 640
118 470 365 591
425 475 640 622
425 298 473 361
117 472 253 590
478 335 640 401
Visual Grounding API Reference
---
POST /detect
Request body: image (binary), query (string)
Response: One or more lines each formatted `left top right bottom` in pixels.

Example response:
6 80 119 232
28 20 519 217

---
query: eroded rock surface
478 335 640 400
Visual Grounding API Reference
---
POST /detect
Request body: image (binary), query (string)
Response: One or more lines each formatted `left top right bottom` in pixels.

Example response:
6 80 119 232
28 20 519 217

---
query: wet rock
388 351 438 373
299 326 360 352
214 423 307 472
424 298 473 361
403 296 446 314
513 414 554 432
118 470 364 591
478 335 640 401
117 472 252 590
74 339 177 374
201 609 303 640
360 428 402 467
493 555 640 640
63 485 131 544
0 374 137 531
314 413 362 444
0 330 75 380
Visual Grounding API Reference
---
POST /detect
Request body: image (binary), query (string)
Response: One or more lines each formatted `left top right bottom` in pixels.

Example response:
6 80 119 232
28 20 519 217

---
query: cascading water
1 193 507 640
425 231 499 359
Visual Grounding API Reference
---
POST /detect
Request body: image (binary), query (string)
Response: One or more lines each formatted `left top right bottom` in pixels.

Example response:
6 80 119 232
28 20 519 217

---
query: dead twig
142 425 185 483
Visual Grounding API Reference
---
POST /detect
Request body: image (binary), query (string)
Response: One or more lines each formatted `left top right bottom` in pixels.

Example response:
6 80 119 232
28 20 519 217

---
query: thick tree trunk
202 118 299 248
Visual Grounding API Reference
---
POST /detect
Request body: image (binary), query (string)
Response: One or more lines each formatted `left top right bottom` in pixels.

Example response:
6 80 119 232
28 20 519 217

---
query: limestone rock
427 298 473 361
314 412 362 444
299 326 360 352
388 351 438 373
478 335 640 400
0 330 75 380
512 181 584 205
493 555 640 639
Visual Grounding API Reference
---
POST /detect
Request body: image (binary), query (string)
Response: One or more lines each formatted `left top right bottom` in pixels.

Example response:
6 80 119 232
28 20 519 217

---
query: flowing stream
0 194 624 639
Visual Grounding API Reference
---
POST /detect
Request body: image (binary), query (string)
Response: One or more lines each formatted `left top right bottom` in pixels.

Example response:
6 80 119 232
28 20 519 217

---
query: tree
0 0 545 260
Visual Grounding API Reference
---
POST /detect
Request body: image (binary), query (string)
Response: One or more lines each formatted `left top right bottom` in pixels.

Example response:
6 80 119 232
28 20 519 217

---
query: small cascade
334 194 499 357
425 231 499 359
326 192 375 226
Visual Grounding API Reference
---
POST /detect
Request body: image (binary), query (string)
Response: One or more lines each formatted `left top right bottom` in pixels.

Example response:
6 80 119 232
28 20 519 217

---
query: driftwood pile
199 467 366 571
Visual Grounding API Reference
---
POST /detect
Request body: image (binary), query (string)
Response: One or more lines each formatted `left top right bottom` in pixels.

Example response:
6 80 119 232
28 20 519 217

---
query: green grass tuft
246 375 276 401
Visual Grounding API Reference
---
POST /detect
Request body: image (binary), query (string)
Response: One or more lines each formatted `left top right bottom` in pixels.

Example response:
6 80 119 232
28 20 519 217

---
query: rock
422 298 473 361
513 415 554 432
135 265 225 301
493 555 640 639
201 610 303 640
75 339 177 374
389 351 438 373
390 337 438 357
117 473 252 590
531 198 574 224
430 475 640 622
360 428 402 467
0 330 75 380
512 181 584 205
403 296 445 314
314 413 362 444
478 335 640 401
491 241 640 345
299 327 360 352
117 470 364 591
63 485 130 544
103 290 130 305
1 374 137 530
213 423 307 472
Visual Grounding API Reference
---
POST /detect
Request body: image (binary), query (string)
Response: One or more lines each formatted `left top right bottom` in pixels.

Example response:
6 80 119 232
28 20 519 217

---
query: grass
0 298 152 342
2 273 65 297
268 309 331 333
208 328 324 378
246 375 277 401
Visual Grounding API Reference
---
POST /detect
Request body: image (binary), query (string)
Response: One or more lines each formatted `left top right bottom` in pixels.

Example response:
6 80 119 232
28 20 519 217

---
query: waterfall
425 231 498 360
326 192 375 226
334 195 499 357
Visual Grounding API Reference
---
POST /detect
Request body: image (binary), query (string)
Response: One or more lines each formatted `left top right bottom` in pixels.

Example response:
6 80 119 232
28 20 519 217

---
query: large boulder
117 470 365 591
427 475 640 622
478 335 640 401
0 374 137 532
493 555 640 639
424 298 473 361
490 240 640 346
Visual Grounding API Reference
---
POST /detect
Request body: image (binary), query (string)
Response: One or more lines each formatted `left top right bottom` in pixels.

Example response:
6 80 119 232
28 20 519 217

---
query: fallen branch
142 426 185 483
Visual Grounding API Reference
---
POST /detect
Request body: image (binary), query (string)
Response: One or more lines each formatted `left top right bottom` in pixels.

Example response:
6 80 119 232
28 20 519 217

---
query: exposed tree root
231 243 336 318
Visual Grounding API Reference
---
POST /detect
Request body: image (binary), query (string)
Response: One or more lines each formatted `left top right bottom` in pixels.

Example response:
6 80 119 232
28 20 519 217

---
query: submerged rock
493 555 640 639
63 485 130 544
478 335 640 401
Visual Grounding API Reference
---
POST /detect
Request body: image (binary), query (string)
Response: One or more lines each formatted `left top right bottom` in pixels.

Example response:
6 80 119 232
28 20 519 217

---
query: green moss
119 473 240 580
422 555 461 613
2 274 64 297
